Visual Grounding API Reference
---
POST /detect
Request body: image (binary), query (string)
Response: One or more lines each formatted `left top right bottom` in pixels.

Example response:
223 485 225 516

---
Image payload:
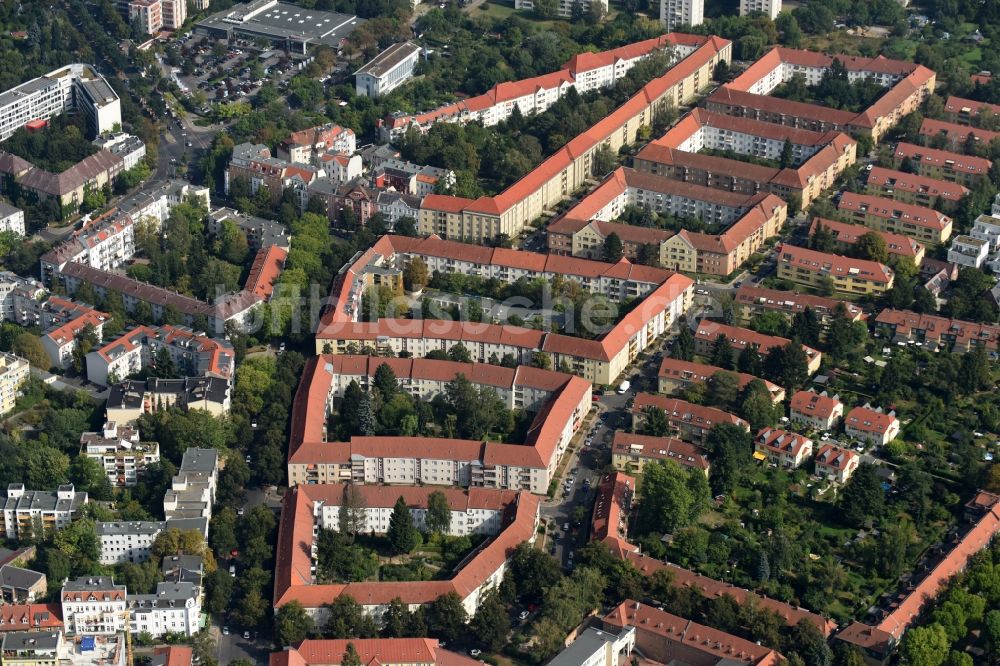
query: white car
469 649 481 657
519 610 530 620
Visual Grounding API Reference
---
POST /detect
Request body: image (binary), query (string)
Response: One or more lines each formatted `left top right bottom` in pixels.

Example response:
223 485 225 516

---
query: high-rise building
740 0 780 19
660 0 703 30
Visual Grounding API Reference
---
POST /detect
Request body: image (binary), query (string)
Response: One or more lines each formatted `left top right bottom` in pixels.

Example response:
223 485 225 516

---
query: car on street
222 626 230 635
519 610 530 620
243 631 251 640
469 649 481 657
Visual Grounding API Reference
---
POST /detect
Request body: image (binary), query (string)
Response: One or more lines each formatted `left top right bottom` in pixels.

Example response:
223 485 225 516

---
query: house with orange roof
39 300 110 370
734 284 864 327
892 142 991 187
775 243 894 295
865 166 969 212
789 390 843 431
416 37 732 243
315 235 693 386
270 639 482 666
844 405 900 446
244 245 288 301
591 472 635 556
603 601 785 665
838 192 953 244
657 357 785 403
85 324 234 387
873 308 1000 353
0 603 62 633
611 432 709 473
919 116 1000 151
754 427 813 469
277 123 356 165
631 393 748 443
944 95 1000 126
809 218 925 265
814 443 859 483
693 321 823 374
272 484 539 619
286 356 591 494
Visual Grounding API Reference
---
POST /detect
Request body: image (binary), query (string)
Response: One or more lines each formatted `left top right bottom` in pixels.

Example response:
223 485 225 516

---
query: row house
814 444 859 484
657 357 785 403
610 432 709 474
692 321 823 374
873 309 1000 353
789 390 844 431
734 285 864 328
754 428 813 469
631 393 748 444
844 405 900 447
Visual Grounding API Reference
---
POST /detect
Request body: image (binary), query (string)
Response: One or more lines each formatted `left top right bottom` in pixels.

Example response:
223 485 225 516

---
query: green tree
603 233 624 262
472 588 510 651
899 624 949 666
388 496 418 555
853 232 890 263
707 371 739 409
403 257 429 292
839 463 885 527
275 601 315 647
710 334 733 369
779 139 794 168
707 423 751 496
672 322 695 361
637 460 709 535
428 591 468 642
810 220 836 252
425 491 451 534
341 644 363 666
12 332 50 368
324 594 378 639
640 406 671 437
373 363 398 402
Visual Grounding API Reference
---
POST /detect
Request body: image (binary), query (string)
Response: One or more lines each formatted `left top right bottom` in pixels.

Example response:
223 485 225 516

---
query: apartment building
734 284 864 327
0 604 63 634
711 48 935 144
611 432 709 474
96 518 208 565
893 142 991 187
754 428 813 469
631 393 748 444
789 390 843 431
0 353 28 416
225 142 326 208
692 321 823 374
865 166 969 211
809 218 925 265
837 192 953 244
814 444 859 484
0 202 25 236
85 325 235 387
57 262 261 334
657 357 785 403
128 582 201 638
375 191 421 226
603 602 784 666
277 124 356 164
380 33 702 140
844 405 900 446
355 42 422 98
415 36 732 242
874 309 1000 353
0 63 121 141
33 299 109 371
0 149 125 215
919 117 1000 150
105 377 231 423
944 95 1000 126
128 0 163 34
287 356 591 494
0 631 63 666
165 448 218 522
244 244 287 301
660 0 703 30
970 214 1000 253
515 0 609 19
80 422 160 487
948 235 990 268
92 133 146 171
274 487 539 619
1 485 88 542
305 485 520 538
546 168 788 275
775 243 894 295
60 577 127 635
316 235 693 387
549 627 636 666
740 0 780 18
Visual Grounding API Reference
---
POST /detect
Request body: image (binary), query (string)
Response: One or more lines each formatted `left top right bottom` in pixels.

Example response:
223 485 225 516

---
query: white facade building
0 353 28 417
61 577 128 635
355 42 422 98
128 582 201 638
0 202 25 237
96 518 208 565
948 235 990 268
93 133 147 171
80 422 160 487
740 0 780 19
660 0 703 31
513 0 609 19
0 64 121 141
1 484 88 541
548 627 636 666
161 0 186 29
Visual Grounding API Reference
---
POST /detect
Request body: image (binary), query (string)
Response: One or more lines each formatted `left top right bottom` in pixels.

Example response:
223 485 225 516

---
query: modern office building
354 42 422 98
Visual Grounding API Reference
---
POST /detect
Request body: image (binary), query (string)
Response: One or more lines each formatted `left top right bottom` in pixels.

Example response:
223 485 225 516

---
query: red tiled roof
919 117 1000 145
776 243 894 284
612 432 709 470
790 390 842 420
845 405 897 435
153 647 193 666
814 443 857 471
754 427 812 457
658 357 782 398
838 192 952 231
272 638 481 666
810 217 923 259
0 603 62 632
874 309 1000 351
866 167 968 202
893 142 991 176
591 471 635 553
632 393 748 431
735 284 864 319
245 245 288 300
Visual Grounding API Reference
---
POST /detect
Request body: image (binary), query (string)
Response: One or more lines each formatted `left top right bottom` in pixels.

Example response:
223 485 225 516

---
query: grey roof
1 631 61 652
547 627 633 666
165 517 209 533
179 448 218 473
195 2 362 47
355 41 421 79
96 520 165 536
0 200 21 218
107 376 230 411
2 486 87 514
0 565 45 590
62 576 124 592
129 582 198 609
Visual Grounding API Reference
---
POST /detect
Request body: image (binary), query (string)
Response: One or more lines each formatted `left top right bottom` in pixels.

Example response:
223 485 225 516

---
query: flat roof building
194 1 361 55
355 42 422 98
